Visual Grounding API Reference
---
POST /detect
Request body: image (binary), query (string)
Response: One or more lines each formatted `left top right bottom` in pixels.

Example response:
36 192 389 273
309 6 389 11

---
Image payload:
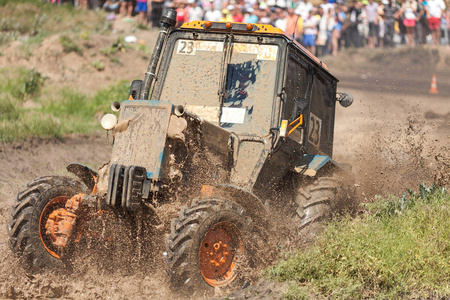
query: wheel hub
199 222 241 287
40 193 84 258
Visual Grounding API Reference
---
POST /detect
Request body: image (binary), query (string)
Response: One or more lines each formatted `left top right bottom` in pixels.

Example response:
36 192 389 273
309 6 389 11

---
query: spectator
415 0 429 44
303 9 319 54
119 0 133 18
400 0 417 45
232 7 245 22
425 0 446 45
103 0 120 12
295 0 313 19
447 0 450 45
205 2 223 21
285 8 300 36
275 9 288 31
316 6 331 56
219 8 234 22
79 0 88 9
359 1 369 46
346 0 363 47
366 0 379 47
176 3 187 26
135 0 148 26
296 13 305 44
377 1 386 47
187 0 204 22
384 0 400 46
331 3 346 55
150 0 165 27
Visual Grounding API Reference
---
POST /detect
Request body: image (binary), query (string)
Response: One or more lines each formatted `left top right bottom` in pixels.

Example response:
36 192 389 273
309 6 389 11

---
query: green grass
269 184 450 299
0 67 128 142
0 0 108 46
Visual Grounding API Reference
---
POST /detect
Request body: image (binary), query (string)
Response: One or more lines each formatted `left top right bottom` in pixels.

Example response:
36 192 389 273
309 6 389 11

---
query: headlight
101 113 118 130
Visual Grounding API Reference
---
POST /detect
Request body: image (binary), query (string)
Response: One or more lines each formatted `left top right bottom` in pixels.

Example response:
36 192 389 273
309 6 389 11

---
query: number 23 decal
308 113 322 148
177 40 194 55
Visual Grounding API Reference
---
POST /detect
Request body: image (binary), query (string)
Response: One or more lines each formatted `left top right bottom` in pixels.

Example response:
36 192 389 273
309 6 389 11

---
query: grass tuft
269 184 450 299
60 35 82 55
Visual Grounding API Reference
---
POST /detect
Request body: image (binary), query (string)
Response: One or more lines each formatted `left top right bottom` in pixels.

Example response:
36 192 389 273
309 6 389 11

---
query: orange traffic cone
429 74 438 94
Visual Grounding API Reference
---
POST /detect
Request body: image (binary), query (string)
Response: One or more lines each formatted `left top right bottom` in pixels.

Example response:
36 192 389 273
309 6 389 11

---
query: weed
60 35 82 55
31 13 46 36
366 183 444 220
0 67 45 101
138 43 149 54
80 30 90 41
110 57 120 64
101 37 128 56
0 98 20 121
136 23 149 30
92 60 105 71
24 68 45 97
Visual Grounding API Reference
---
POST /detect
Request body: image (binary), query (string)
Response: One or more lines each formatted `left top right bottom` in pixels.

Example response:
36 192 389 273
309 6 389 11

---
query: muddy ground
1 18 449 299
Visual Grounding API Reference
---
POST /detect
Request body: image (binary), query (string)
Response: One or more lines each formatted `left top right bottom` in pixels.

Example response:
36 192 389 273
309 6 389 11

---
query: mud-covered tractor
8 9 353 293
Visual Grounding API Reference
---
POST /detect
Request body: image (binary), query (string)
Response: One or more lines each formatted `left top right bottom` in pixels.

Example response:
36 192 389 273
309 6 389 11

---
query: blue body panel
297 154 346 176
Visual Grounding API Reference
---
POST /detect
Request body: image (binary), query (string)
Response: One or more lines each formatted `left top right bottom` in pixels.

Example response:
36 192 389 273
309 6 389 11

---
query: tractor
8 9 354 294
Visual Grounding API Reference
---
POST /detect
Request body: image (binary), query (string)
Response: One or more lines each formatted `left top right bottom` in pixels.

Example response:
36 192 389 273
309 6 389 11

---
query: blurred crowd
46 0 449 56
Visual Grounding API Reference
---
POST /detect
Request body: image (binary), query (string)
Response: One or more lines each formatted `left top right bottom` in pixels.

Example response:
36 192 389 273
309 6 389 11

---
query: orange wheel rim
199 222 242 287
39 196 68 259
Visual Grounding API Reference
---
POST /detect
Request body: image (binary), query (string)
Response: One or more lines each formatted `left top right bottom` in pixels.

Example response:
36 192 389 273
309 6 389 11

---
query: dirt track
1 20 449 299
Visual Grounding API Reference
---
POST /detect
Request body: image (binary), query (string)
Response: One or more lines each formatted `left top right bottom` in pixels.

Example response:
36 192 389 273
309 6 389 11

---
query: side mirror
336 92 353 108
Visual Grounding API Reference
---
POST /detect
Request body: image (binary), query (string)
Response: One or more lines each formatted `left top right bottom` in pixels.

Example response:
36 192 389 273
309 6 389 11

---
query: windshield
159 38 279 136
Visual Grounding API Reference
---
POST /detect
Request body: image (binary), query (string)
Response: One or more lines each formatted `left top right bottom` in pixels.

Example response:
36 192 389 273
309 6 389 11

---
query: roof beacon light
226 22 232 29
246 23 253 30
205 21 212 28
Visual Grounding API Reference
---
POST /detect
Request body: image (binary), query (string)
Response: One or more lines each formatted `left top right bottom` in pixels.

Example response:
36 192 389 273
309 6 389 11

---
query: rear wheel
294 174 356 228
8 176 88 271
165 198 261 294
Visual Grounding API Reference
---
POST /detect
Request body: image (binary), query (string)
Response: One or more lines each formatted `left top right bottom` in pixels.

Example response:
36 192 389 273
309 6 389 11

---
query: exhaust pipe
111 101 121 112
140 9 177 100
174 105 185 117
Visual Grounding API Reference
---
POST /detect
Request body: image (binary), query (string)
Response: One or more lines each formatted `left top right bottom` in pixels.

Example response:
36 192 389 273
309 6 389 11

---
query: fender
208 184 268 223
294 154 352 177
66 163 98 192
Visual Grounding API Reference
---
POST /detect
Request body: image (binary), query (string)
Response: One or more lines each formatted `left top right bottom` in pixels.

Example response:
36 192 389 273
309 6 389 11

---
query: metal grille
111 102 171 179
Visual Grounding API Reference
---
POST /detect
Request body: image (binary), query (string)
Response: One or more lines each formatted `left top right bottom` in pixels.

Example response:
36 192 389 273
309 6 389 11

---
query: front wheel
165 198 264 294
8 176 88 272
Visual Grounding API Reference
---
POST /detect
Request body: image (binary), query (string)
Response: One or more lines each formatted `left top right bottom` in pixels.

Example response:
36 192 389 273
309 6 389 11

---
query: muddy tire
294 174 355 228
165 198 265 295
8 176 88 272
